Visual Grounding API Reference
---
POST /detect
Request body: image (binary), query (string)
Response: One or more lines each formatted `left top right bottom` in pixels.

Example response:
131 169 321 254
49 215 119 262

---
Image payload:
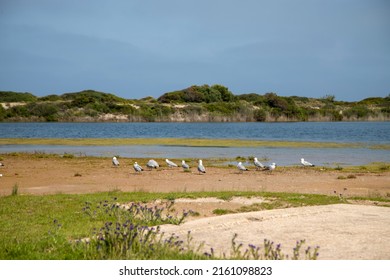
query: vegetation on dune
0 91 38 102
1 86 389 122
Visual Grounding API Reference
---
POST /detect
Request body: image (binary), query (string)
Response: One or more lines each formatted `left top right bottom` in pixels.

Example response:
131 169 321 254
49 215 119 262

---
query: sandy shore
0 156 389 197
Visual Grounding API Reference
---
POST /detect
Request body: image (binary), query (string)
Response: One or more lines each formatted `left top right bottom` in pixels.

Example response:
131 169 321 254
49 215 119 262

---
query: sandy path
161 204 390 260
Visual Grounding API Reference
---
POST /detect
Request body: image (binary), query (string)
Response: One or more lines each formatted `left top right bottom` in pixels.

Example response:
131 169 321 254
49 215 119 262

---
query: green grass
1 137 389 149
333 162 390 173
0 191 388 260
212 208 235 215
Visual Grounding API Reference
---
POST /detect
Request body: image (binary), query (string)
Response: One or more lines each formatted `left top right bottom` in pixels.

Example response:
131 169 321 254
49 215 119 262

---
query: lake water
0 122 389 166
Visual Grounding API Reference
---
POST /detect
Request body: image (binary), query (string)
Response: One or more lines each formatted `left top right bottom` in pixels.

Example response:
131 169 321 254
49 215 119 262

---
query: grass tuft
212 209 235 215
11 184 18 196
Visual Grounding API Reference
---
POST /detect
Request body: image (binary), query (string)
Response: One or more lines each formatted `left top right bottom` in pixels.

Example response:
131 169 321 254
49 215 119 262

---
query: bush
238 93 265 104
253 108 267 122
344 106 371 119
26 102 59 121
204 102 241 115
6 104 31 118
137 104 174 121
38 95 61 102
264 93 289 110
158 84 235 104
0 91 37 102
157 90 185 103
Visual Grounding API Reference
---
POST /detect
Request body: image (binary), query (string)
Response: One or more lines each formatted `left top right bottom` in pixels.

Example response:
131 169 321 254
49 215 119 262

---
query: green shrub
344 105 371 119
0 91 37 102
158 84 235 104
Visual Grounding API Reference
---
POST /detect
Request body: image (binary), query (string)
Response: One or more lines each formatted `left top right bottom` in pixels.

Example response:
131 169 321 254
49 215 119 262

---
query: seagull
165 158 178 168
197 159 206 174
181 160 190 171
0 161 4 177
146 159 159 170
301 158 315 167
112 156 119 167
237 162 249 173
253 157 264 170
133 162 143 173
264 163 276 173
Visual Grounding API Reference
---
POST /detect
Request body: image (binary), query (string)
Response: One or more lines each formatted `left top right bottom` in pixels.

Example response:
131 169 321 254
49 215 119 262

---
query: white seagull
264 162 276 173
146 159 159 170
112 157 120 167
237 162 249 173
181 160 190 171
165 158 178 168
301 158 315 167
133 162 143 173
253 157 264 170
197 159 206 174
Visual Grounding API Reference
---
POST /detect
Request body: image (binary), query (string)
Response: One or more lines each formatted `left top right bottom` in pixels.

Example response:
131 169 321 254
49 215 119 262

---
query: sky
0 0 389 101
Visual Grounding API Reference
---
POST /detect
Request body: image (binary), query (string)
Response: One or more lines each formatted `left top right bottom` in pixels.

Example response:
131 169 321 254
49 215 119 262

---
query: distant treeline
1 85 389 122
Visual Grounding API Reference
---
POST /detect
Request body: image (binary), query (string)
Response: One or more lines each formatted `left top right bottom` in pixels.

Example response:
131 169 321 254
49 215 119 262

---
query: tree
322 94 335 103
253 108 266 122
211 84 235 102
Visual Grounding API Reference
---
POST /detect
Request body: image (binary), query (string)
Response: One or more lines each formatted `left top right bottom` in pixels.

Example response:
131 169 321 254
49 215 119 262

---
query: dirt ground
0 156 389 197
1 156 389 259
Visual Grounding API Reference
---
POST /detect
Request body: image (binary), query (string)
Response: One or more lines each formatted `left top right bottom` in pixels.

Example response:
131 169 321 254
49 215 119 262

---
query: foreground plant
75 224 319 260
229 233 319 260
60 198 322 260
74 222 207 260
82 198 193 226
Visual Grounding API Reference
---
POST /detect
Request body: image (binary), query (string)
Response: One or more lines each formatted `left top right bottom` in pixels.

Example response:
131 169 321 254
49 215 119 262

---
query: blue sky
0 0 389 101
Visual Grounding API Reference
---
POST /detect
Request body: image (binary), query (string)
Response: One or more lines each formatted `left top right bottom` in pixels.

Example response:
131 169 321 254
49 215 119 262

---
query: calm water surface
0 122 389 143
0 122 389 166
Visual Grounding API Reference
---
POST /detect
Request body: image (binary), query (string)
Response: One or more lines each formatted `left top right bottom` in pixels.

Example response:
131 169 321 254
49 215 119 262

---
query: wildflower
248 244 256 250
